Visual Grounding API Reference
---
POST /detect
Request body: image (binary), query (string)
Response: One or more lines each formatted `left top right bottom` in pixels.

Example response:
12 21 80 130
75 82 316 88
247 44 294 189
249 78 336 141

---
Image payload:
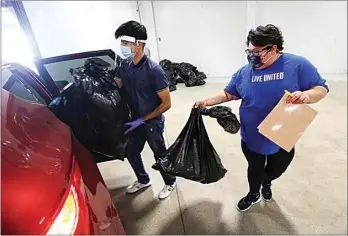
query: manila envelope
258 93 318 152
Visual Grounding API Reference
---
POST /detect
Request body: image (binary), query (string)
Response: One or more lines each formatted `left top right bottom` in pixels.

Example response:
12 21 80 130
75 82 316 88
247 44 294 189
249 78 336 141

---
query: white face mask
120 46 135 59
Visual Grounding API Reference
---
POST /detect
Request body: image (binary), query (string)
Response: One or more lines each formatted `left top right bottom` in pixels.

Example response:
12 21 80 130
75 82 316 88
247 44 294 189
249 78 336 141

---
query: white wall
137 1 160 63
23 1 347 78
254 1 347 75
23 1 139 58
152 1 248 78
149 1 347 78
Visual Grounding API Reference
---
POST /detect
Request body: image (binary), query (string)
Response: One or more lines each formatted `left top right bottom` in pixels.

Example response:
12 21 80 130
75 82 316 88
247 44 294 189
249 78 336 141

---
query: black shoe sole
262 195 272 202
236 196 262 212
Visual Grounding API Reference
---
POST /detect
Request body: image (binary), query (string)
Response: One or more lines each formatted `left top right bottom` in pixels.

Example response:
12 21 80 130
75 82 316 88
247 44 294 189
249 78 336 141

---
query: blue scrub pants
125 117 176 186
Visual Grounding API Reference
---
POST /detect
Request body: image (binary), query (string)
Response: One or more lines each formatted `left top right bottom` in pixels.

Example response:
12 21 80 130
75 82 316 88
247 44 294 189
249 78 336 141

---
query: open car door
35 49 116 95
34 49 130 163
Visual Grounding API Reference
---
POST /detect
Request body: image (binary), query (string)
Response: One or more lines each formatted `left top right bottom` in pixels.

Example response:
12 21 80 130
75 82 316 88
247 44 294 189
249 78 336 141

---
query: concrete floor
98 79 347 235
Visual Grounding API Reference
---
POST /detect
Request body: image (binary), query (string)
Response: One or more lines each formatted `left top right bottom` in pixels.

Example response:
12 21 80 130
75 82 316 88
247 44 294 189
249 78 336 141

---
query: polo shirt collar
131 55 148 68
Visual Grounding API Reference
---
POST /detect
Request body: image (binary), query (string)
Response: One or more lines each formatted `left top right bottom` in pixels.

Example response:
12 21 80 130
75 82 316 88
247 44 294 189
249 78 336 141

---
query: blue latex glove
124 118 145 135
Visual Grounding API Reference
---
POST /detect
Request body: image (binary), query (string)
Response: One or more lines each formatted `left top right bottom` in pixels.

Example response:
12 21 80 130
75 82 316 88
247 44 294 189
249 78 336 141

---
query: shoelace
167 186 174 191
245 193 259 203
135 182 144 188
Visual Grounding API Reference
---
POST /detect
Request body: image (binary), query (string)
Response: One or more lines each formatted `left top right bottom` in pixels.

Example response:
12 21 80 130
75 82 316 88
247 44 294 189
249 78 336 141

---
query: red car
1 50 126 235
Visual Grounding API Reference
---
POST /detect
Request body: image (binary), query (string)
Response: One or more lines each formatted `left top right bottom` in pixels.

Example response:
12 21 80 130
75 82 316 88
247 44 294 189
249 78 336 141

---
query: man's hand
114 77 123 88
287 91 310 104
124 118 144 135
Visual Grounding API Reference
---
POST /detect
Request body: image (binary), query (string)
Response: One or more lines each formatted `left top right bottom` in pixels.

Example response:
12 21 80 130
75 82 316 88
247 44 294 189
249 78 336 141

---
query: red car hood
1 90 73 234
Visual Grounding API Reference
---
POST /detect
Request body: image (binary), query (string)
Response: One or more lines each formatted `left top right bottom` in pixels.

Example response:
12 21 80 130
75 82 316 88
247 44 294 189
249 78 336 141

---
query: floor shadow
233 200 297 235
103 175 133 191
233 208 261 234
160 200 230 235
261 200 297 234
109 185 160 234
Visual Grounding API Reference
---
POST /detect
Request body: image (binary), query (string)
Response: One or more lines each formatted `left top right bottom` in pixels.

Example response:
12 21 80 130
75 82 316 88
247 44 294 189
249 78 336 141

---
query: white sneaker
126 181 152 194
158 182 177 200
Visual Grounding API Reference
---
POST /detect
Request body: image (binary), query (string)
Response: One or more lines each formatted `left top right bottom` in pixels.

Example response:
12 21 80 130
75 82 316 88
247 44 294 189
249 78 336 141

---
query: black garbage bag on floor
159 59 177 92
159 59 172 70
167 76 177 92
159 60 207 87
152 108 227 184
48 57 130 161
201 106 241 134
194 70 207 81
179 62 197 71
171 63 184 84
177 62 206 87
164 68 178 92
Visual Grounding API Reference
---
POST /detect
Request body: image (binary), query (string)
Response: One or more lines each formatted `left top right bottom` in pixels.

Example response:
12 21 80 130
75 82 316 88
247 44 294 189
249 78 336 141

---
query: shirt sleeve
224 69 241 98
299 57 329 93
153 65 169 92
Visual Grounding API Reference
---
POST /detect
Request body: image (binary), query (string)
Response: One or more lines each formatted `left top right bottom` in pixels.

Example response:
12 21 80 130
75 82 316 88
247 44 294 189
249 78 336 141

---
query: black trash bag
193 69 207 80
164 68 178 92
175 74 185 84
184 72 206 87
159 59 177 92
200 106 241 134
48 57 130 161
179 62 197 71
152 108 227 184
160 60 207 87
169 82 176 92
171 63 184 84
159 59 172 69
177 62 206 87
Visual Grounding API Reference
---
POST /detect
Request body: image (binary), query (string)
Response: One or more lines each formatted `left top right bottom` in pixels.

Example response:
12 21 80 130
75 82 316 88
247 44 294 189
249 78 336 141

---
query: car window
1 67 12 87
43 55 115 84
2 68 46 104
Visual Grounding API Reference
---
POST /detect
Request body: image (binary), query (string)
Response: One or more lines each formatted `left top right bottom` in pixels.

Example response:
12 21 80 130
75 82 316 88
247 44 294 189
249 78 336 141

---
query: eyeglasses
245 45 273 56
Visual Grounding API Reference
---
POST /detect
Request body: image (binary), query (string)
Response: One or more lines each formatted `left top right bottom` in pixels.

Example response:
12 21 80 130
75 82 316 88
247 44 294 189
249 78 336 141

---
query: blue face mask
247 46 273 68
247 55 263 68
121 46 135 59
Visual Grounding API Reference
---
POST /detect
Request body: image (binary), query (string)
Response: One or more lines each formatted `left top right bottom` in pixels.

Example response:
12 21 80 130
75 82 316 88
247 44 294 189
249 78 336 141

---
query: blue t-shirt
116 55 168 119
225 53 329 155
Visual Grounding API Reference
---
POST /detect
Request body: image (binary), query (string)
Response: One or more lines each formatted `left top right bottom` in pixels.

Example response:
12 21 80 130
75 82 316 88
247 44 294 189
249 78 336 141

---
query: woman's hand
194 90 238 108
286 91 310 104
194 99 208 108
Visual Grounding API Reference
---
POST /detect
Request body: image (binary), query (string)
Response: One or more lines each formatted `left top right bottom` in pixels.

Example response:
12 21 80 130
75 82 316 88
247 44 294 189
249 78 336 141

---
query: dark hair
246 24 284 51
114 20 147 42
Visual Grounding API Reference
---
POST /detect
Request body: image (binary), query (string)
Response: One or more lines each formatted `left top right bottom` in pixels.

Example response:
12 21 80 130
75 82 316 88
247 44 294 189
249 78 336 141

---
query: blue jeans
125 117 176 186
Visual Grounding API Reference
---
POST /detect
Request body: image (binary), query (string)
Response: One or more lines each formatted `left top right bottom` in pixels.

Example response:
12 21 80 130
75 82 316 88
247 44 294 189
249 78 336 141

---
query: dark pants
126 118 176 186
241 141 295 194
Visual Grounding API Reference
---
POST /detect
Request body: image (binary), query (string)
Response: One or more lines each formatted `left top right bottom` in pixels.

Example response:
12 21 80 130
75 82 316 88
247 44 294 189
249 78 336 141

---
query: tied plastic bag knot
200 106 240 134
152 108 227 184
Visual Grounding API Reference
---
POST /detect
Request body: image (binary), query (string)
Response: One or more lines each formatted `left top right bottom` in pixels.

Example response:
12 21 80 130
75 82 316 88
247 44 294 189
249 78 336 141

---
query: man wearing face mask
195 24 329 212
113 21 176 200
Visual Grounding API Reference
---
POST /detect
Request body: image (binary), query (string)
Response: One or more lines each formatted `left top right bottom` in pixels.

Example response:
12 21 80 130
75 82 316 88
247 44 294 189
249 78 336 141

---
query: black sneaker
261 183 272 201
236 192 261 212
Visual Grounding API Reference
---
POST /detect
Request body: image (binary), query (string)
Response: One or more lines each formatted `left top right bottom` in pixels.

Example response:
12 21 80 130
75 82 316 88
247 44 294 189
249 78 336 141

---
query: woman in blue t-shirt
195 24 329 212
